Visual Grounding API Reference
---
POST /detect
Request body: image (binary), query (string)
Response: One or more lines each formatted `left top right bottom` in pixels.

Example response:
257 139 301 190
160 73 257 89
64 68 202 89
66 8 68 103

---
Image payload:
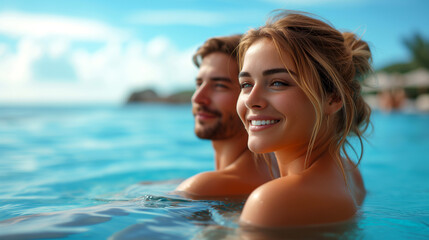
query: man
176 35 276 198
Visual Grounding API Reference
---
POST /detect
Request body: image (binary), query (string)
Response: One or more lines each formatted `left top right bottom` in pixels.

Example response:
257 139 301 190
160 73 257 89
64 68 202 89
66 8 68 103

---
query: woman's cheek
236 95 247 126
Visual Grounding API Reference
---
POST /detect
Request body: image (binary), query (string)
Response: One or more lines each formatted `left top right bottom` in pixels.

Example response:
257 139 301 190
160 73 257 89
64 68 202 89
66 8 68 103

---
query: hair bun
342 32 372 80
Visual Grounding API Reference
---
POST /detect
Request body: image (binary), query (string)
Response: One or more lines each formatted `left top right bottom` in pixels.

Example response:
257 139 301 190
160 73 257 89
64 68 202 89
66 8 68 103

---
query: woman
236 11 372 227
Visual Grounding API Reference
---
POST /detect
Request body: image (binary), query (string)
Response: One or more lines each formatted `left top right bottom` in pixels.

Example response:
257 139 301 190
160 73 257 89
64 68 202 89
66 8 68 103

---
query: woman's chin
248 141 272 154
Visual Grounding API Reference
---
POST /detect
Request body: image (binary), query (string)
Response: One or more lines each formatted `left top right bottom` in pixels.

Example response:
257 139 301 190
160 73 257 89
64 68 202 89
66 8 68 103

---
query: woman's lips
247 118 280 131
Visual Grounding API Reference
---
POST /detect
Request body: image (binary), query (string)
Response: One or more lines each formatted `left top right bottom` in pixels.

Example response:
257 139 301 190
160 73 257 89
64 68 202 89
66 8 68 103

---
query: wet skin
236 39 365 227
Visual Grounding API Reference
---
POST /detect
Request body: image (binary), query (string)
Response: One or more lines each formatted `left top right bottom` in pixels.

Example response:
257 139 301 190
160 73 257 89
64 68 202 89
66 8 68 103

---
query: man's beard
194 107 242 140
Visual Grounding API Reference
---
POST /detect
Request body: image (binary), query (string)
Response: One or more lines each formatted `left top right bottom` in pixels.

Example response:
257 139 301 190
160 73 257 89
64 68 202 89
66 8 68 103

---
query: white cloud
0 38 42 85
262 0 366 6
0 37 197 104
0 11 129 42
70 36 197 96
47 39 70 58
128 9 264 26
0 12 198 104
128 10 225 26
0 83 123 104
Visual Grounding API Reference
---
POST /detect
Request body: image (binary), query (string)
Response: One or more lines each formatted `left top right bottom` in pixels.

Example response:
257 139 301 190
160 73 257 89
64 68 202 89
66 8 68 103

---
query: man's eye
215 83 228 88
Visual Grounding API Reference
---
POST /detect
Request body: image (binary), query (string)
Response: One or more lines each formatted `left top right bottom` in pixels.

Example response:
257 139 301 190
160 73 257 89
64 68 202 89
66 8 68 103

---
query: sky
0 0 428 105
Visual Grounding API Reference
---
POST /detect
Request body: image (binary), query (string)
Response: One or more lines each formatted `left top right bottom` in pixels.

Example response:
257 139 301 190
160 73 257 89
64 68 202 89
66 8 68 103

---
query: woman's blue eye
240 83 252 89
272 81 288 87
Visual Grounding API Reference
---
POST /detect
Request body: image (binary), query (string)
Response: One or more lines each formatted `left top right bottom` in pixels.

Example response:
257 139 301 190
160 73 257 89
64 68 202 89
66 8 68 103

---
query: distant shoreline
126 89 193 104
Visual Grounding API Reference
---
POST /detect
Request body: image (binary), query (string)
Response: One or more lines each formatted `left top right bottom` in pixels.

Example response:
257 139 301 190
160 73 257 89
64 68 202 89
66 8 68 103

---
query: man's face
192 52 243 140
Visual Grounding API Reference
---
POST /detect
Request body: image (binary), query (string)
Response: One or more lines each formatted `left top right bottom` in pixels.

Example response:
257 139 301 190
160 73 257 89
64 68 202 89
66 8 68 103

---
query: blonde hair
238 11 372 172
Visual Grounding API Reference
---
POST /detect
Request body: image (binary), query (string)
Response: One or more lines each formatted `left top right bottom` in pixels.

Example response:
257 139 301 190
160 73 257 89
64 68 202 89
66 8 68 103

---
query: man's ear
324 94 343 114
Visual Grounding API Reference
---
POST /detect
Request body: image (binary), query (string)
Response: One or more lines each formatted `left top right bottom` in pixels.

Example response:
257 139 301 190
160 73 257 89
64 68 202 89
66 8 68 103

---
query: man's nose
192 83 211 106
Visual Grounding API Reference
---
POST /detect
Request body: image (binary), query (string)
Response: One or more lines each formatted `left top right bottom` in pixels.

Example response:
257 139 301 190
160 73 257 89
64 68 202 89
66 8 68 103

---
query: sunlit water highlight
0 104 428 239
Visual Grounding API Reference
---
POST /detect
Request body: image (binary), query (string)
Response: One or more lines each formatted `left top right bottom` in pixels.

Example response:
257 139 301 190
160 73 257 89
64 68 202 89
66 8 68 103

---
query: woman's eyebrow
238 72 251 78
239 68 297 78
263 68 296 76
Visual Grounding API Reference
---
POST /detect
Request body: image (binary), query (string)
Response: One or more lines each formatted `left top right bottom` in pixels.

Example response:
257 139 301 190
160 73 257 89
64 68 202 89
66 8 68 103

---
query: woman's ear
324 94 342 114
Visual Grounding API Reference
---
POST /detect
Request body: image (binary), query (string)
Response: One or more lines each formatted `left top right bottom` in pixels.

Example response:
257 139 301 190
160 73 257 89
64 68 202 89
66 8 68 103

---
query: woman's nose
245 84 266 109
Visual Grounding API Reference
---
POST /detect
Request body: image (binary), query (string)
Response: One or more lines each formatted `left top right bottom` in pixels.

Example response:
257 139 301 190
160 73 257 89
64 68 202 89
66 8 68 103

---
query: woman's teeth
251 120 279 126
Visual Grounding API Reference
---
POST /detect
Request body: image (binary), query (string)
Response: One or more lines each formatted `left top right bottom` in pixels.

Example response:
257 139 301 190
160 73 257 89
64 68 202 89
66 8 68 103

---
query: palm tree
404 33 429 70
380 33 429 73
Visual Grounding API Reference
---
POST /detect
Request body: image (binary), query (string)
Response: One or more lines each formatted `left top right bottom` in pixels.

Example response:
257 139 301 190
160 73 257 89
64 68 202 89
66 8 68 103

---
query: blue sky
1 0 428 104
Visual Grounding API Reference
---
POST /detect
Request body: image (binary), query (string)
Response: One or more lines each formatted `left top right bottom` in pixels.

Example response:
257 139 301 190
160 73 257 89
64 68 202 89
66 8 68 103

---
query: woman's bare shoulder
240 175 357 227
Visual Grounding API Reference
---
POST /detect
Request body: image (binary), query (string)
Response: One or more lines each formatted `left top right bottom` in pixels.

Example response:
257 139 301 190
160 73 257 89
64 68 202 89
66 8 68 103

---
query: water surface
0 105 428 239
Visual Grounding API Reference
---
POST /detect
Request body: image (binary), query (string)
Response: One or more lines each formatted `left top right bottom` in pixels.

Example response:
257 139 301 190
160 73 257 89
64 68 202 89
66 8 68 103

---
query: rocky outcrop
126 89 193 104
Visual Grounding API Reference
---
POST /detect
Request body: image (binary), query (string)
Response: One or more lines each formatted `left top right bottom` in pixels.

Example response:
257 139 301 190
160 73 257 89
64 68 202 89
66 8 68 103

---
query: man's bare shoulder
175 170 257 198
175 171 223 194
240 175 357 227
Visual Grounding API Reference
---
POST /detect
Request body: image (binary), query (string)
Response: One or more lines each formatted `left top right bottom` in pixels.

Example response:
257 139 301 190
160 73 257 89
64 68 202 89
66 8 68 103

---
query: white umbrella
404 68 429 88
363 72 405 91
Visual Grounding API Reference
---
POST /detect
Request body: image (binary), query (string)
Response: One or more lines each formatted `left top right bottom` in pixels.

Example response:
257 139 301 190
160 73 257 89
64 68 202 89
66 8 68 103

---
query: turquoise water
0 104 428 239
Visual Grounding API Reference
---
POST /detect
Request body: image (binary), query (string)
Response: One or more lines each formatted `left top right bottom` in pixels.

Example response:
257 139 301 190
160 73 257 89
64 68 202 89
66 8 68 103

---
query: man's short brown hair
192 34 242 67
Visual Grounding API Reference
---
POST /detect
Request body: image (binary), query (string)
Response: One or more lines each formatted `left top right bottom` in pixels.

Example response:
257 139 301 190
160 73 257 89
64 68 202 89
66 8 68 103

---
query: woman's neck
274 140 331 177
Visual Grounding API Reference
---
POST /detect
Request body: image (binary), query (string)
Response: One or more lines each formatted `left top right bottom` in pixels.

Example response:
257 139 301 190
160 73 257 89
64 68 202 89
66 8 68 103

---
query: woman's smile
247 115 281 132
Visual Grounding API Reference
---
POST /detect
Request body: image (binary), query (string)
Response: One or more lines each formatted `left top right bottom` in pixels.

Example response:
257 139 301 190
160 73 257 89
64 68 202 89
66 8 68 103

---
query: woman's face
237 39 316 154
